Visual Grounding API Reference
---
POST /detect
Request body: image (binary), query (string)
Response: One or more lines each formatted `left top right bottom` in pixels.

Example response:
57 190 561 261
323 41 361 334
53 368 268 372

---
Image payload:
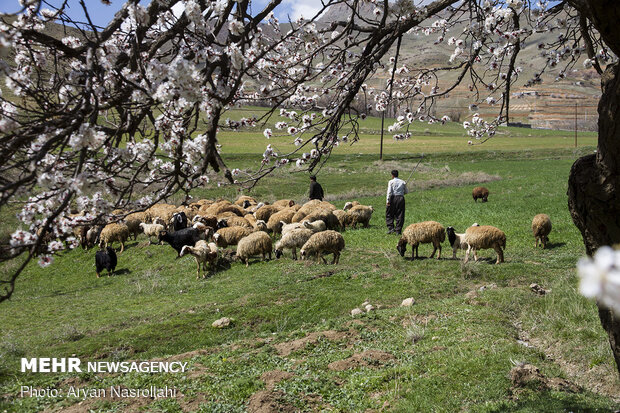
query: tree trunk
567 62 620 375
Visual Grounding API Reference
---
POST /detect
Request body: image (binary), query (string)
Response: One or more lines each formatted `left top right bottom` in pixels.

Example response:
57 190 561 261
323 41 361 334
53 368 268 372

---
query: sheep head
446 227 456 247
397 238 407 257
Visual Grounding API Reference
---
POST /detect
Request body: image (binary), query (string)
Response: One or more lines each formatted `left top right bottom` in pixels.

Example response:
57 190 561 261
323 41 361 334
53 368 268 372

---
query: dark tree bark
567 1 620 373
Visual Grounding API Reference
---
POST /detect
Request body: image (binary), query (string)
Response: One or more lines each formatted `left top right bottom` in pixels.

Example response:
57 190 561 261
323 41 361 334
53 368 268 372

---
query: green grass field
1 121 619 412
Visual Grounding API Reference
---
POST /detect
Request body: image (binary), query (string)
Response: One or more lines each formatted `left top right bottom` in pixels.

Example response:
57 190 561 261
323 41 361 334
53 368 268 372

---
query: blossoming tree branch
2 0 620 374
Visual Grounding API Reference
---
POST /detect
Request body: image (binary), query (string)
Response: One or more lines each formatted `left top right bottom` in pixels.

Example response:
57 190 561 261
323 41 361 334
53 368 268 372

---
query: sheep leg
292 247 296 260
464 245 471 263
332 252 340 265
119 241 125 253
96 271 100 278
452 246 457 260
495 245 504 264
430 242 437 259
195 259 200 279
473 249 479 262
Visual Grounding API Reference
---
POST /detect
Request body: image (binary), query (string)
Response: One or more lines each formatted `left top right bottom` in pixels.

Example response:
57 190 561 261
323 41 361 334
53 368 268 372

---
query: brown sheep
472 186 489 202
254 204 281 222
463 225 506 264
397 221 445 260
300 230 345 264
532 214 552 248
99 223 130 253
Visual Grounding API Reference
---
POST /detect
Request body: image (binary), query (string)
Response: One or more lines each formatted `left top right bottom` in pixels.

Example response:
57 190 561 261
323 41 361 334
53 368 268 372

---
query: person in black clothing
309 175 324 201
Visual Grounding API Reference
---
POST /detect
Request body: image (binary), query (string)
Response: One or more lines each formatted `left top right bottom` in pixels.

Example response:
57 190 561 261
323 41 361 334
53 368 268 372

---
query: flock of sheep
89 185 553 278
89 196 372 278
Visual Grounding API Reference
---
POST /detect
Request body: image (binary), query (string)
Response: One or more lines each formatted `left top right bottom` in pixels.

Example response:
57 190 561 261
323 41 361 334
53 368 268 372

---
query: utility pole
574 103 578 148
380 35 402 161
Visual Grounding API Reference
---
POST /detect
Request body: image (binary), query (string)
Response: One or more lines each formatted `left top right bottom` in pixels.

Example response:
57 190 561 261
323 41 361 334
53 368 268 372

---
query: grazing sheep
147 204 177 228
343 205 374 229
532 214 552 248
303 208 340 230
172 211 188 232
397 221 445 260
472 186 489 202
125 211 148 240
300 230 345 264
332 210 347 229
281 221 306 236
275 228 314 260
95 247 117 278
446 226 470 259
463 225 506 264
235 195 257 207
99 223 130 253
254 204 281 222
158 227 206 257
236 231 273 266
213 226 254 248
272 199 296 208
180 240 218 278
244 213 257 228
176 205 197 221
192 213 218 229
291 200 323 222
254 220 268 233
303 220 326 232
267 208 296 234
223 216 253 229
206 202 245 217
139 222 165 245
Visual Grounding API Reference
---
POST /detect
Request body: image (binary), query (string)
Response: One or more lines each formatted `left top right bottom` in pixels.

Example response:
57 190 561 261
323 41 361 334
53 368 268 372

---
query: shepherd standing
309 175 324 201
386 169 408 234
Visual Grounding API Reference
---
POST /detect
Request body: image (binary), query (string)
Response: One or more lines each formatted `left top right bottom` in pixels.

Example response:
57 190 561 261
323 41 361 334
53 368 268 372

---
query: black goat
172 211 188 231
95 247 117 278
158 227 204 257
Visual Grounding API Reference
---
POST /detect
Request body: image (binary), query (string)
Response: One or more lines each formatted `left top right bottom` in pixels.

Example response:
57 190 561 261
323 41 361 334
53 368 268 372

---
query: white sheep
303 219 326 232
532 214 552 248
300 230 345 264
275 228 314 260
463 225 506 264
281 221 305 236
180 240 218 279
139 222 165 245
397 221 445 260
236 231 272 266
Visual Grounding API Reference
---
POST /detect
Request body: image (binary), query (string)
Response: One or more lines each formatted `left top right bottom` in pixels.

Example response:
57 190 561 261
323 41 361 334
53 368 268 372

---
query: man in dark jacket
309 175 324 201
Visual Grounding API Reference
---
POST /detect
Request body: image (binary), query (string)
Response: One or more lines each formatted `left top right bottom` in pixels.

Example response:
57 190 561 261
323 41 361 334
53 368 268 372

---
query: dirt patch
151 348 211 363
261 370 294 390
248 390 296 413
510 363 579 395
274 330 351 356
180 394 207 413
328 350 395 371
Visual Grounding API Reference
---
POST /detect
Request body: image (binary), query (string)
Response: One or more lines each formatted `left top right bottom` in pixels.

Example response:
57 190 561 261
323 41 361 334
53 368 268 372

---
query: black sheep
158 227 203 257
172 211 188 231
95 247 117 278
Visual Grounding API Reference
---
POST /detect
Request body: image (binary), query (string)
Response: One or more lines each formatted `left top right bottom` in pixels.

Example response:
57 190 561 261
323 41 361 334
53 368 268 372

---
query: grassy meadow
2 116 620 412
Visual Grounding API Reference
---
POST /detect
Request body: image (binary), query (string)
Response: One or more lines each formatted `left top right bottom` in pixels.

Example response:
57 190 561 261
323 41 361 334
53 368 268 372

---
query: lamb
171 211 188 231
446 226 470 259
275 228 314 260
139 222 165 245
343 205 374 229
99 223 130 253
158 227 206 257
300 230 345 264
213 226 254 248
472 186 489 202
463 225 506 264
343 201 360 210
397 221 445 260
303 220 326 232
532 214 552 248
180 240 218 278
95 247 117 278
236 231 273 266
